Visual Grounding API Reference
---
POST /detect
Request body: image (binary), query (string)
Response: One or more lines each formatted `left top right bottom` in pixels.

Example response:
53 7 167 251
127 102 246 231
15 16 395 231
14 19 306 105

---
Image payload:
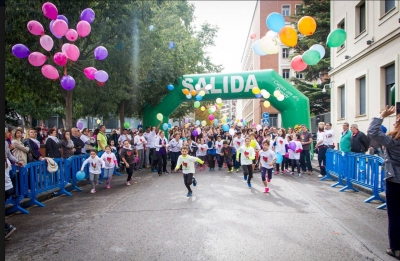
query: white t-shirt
237 145 255 165
233 137 245 150
118 134 132 146
5 158 13 191
325 129 335 145
134 135 147 150
274 136 288 155
176 155 202 174
288 141 303 160
147 131 156 148
100 152 117 169
259 149 276 169
81 156 105 174
215 140 224 153
196 144 208 156
80 134 90 154
169 139 183 152
317 131 328 146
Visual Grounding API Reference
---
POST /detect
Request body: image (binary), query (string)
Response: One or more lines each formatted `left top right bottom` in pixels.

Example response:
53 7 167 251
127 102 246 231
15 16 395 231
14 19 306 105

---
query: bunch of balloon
11 2 109 90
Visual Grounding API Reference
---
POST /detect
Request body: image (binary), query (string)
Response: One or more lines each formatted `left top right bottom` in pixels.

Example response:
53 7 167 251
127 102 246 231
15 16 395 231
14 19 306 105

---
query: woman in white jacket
11 128 29 166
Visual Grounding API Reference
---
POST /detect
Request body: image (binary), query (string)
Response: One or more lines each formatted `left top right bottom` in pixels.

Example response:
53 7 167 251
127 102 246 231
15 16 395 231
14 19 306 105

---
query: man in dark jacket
350 124 370 153
71 128 85 155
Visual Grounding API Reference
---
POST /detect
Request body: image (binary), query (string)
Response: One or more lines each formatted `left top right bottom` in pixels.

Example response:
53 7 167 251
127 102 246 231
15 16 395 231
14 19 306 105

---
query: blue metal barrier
325 150 386 204
5 166 30 215
65 154 90 192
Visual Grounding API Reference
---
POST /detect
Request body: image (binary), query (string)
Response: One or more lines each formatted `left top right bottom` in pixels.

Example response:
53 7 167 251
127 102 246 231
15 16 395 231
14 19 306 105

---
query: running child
289 133 303 177
259 139 276 193
273 128 288 174
81 150 106 193
249 132 261 172
236 137 255 187
175 146 205 197
120 140 138 185
233 131 244 172
221 140 234 173
100 145 117 189
196 138 207 171
215 135 224 170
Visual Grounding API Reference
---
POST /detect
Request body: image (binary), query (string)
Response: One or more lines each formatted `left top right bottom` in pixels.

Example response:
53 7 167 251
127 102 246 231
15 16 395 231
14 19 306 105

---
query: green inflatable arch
143 69 311 130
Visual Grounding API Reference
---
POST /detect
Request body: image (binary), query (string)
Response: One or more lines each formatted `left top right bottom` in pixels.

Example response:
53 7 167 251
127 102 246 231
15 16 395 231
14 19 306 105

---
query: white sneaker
90 189 96 194
298 173 302 178
318 174 323 178
290 172 294 175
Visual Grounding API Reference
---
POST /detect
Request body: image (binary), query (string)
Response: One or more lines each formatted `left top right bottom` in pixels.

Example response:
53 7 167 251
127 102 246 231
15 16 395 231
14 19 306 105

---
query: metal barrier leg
320 171 335 181
364 194 385 203
24 197 45 208
377 203 386 209
6 197 30 215
339 183 359 192
331 177 345 188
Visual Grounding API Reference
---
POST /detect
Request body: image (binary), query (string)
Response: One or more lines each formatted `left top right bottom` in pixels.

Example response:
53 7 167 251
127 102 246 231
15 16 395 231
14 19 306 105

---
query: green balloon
194 101 200 108
208 108 213 114
326 29 347 48
124 122 130 128
302 50 320 65
243 120 247 126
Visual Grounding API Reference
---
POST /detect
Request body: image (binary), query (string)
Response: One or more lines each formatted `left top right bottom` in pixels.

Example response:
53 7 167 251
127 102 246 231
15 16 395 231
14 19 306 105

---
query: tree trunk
62 119 66 129
119 101 125 128
64 90 73 130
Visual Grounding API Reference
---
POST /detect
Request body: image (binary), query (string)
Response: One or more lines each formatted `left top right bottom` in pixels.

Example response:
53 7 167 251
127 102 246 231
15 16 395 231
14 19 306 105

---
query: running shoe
247 182 251 187
193 178 197 186
91 189 96 193
267 178 271 183
298 173 302 178
186 191 192 197
5 226 16 239
126 181 131 186
106 185 110 189
243 175 247 181
264 187 270 193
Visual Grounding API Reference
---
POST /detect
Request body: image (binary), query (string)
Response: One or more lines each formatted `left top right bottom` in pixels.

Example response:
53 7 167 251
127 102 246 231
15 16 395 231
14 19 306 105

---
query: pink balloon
52 19 68 36
83 67 97 80
61 43 70 56
27 20 45 36
250 33 256 39
66 44 80 61
53 52 67 66
40 35 54 51
291 55 308 72
42 2 58 20
76 21 91 37
65 29 78 42
41 64 59 80
208 114 215 121
28 52 47 67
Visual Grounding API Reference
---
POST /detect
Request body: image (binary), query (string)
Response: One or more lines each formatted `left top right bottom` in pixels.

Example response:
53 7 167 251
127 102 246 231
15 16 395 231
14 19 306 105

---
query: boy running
221 140 234 172
236 137 255 187
175 146 205 197
259 139 276 193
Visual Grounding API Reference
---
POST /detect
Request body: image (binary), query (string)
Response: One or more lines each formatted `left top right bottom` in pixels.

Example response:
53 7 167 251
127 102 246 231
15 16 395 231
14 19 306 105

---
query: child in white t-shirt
175 146 204 197
289 133 303 177
236 137 256 187
259 139 276 193
100 146 117 189
196 138 207 171
81 150 106 193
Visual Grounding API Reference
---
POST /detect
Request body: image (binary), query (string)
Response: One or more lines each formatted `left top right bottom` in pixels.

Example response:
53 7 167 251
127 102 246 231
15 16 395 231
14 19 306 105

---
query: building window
337 19 345 49
296 73 303 79
385 64 396 106
282 69 290 79
385 0 395 13
356 1 366 34
358 76 366 115
282 5 290 16
339 85 346 119
295 4 303 14
282 48 289 58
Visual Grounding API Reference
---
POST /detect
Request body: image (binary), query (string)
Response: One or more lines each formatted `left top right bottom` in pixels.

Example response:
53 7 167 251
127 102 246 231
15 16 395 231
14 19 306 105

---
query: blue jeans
216 154 223 168
233 153 241 169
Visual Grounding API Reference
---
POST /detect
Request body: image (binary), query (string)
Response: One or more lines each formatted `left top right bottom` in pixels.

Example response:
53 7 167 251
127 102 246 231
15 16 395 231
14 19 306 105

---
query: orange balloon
298 16 317 36
182 89 189 95
190 90 197 96
279 26 298 47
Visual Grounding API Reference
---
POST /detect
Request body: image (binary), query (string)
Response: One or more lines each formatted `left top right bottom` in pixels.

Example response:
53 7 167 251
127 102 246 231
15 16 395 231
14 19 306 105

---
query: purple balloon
76 121 83 130
184 118 189 123
80 8 95 24
94 46 108 60
57 15 68 24
94 70 108 82
12 44 30 59
49 20 62 39
60 75 76 90
192 130 198 137
289 141 296 151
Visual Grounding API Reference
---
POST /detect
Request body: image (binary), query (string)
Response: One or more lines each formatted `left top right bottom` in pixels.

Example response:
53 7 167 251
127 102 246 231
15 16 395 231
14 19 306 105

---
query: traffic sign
262 119 270 126
262 112 269 119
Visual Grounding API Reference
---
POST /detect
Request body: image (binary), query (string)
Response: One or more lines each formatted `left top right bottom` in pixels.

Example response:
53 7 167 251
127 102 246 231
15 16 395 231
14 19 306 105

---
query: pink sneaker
126 181 131 186
264 187 269 193
106 185 110 189
91 189 96 193
267 178 271 183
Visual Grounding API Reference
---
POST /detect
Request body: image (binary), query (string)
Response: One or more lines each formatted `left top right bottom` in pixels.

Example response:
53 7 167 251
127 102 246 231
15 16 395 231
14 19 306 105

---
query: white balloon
186 94 192 99
229 128 235 136
277 94 285 101
309 44 326 59
256 124 262 131
260 34 279 54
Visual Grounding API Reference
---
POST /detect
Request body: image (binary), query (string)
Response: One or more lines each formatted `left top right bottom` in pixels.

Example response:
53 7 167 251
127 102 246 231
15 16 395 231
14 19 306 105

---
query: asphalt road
5 166 393 261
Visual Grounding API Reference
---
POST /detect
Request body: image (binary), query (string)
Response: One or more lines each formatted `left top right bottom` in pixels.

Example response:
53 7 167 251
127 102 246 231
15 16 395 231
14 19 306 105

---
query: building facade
329 0 399 146
240 0 302 127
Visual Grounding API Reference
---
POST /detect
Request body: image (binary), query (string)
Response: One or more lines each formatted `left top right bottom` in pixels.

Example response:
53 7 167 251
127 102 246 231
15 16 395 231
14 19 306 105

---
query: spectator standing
350 124 370 153
24 128 44 162
315 122 328 178
71 128 85 155
45 128 61 158
96 125 108 154
299 124 313 175
367 105 400 260
11 128 29 166
339 122 352 152
324 123 335 149
60 130 75 159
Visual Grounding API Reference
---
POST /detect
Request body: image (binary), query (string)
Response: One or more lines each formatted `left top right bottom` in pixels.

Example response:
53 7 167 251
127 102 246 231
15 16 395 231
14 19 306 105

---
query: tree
288 0 331 114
